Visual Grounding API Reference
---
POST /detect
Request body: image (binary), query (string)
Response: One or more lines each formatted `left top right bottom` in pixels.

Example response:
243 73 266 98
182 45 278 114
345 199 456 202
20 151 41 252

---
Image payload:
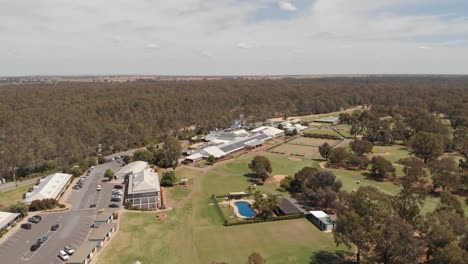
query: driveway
0 161 122 264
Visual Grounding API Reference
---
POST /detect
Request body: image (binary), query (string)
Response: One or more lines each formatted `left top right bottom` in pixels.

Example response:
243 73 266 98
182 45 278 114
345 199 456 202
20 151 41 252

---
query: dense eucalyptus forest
1 76 467 180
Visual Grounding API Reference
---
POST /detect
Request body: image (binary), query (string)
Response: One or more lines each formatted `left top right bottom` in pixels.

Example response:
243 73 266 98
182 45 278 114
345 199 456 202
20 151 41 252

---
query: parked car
37 236 48 244
108 204 120 208
21 223 32 230
58 250 69 261
112 189 123 195
72 185 81 190
89 203 96 208
30 243 41 251
64 245 75 255
111 195 122 200
28 216 41 223
51 224 60 231
114 184 123 189
111 197 121 202
97 184 102 191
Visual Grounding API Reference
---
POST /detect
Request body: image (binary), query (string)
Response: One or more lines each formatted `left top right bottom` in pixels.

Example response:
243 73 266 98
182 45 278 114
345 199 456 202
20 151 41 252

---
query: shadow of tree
310 250 355 264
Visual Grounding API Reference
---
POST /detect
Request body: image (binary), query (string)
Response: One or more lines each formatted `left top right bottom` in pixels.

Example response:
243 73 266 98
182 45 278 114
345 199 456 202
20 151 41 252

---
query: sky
1 0 468 76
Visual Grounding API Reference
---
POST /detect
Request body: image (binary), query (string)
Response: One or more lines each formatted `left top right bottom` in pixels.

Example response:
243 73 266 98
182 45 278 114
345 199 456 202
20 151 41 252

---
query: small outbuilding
66 241 98 264
276 197 303 215
308 210 336 232
0 211 20 231
93 208 117 227
88 223 117 248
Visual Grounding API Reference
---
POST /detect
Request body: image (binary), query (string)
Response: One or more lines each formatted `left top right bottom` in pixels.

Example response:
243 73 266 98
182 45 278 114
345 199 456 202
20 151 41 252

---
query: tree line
1 76 467 181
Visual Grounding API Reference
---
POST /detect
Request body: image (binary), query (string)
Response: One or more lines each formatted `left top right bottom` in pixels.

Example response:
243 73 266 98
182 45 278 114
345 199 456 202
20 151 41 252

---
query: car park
97 184 102 191
58 250 69 261
30 243 41 251
64 245 75 255
21 223 32 230
37 236 48 244
108 204 120 208
51 224 60 231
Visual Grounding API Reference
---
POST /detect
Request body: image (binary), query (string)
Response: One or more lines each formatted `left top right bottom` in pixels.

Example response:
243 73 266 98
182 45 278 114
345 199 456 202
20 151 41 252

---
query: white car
112 189 123 195
97 184 102 191
64 245 74 255
58 250 69 261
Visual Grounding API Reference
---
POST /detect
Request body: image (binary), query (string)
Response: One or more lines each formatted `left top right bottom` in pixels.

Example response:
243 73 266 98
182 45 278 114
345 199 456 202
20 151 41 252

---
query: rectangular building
23 173 72 205
308 211 336 232
126 166 161 210
0 211 20 231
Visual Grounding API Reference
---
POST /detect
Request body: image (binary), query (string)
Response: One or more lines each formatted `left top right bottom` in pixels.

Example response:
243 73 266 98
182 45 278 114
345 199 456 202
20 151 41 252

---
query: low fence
211 194 304 226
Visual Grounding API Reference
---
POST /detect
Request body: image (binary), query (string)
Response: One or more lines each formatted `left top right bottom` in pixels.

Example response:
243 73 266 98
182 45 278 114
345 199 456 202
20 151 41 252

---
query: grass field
269 144 319 158
334 124 353 138
304 129 341 138
0 184 32 211
98 153 340 264
165 167 204 206
287 137 342 147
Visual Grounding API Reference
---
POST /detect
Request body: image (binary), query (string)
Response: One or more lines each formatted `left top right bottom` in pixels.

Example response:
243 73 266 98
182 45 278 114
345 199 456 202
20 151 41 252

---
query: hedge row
224 213 305 226
211 194 228 225
303 133 341 140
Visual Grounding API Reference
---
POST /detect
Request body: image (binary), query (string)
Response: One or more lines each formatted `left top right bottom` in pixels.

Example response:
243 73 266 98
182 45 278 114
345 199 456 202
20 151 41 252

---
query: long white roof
23 173 72 204
309 210 328 218
115 161 148 178
261 126 284 137
200 146 226 158
128 168 160 195
0 211 20 229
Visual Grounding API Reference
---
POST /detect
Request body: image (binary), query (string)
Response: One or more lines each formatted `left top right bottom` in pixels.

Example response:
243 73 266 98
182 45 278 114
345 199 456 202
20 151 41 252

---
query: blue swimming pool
234 201 256 218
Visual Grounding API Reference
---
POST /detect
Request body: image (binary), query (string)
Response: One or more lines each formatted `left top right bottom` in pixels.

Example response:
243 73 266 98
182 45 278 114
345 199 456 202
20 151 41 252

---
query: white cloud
278 1 297 11
237 42 253 49
145 43 160 49
0 0 467 75
418 46 433 50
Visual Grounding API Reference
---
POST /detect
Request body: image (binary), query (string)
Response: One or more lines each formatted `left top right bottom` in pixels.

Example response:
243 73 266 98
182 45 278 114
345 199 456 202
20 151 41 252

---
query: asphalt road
0 161 123 264
0 178 38 193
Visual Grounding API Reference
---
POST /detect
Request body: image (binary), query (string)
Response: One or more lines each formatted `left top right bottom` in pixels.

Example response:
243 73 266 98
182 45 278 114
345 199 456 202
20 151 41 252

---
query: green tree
248 156 272 181
248 252 266 264
370 156 395 181
9 202 29 217
160 171 177 187
98 156 106 164
133 149 153 162
399 157 427 188
207 155 216 164
252 192 278 219
328 147 348 166
160 135 182 168
104 169 114 181
319 142 332 160
430 244 468 264
430 157 460 192
409 132 445 163
350 140 374 156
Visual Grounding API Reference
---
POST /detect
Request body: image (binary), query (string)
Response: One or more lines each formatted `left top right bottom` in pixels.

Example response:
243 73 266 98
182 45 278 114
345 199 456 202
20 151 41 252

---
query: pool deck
219 199 256 219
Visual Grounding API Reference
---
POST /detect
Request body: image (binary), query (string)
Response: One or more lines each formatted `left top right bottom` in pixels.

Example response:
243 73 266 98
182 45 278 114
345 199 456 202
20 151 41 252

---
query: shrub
160 171 177 187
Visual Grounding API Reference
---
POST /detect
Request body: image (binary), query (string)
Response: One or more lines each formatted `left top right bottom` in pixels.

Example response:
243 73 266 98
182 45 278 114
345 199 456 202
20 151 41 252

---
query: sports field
288 137 342 147
269 144 319 158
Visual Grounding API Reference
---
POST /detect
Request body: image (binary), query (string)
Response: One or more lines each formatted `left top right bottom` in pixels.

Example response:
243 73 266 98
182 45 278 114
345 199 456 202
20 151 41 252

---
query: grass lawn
370 145 412 163
334 124 353 138
165 167 204 206
0 184 32 211
98 153 341 264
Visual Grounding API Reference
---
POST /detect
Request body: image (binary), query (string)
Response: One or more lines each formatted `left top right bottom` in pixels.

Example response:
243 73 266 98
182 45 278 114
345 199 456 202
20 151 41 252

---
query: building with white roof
308 210 336 232
23 173 72 205
125 161 161 210
200 146 226 159
115 160 148 179
0 211 20 231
